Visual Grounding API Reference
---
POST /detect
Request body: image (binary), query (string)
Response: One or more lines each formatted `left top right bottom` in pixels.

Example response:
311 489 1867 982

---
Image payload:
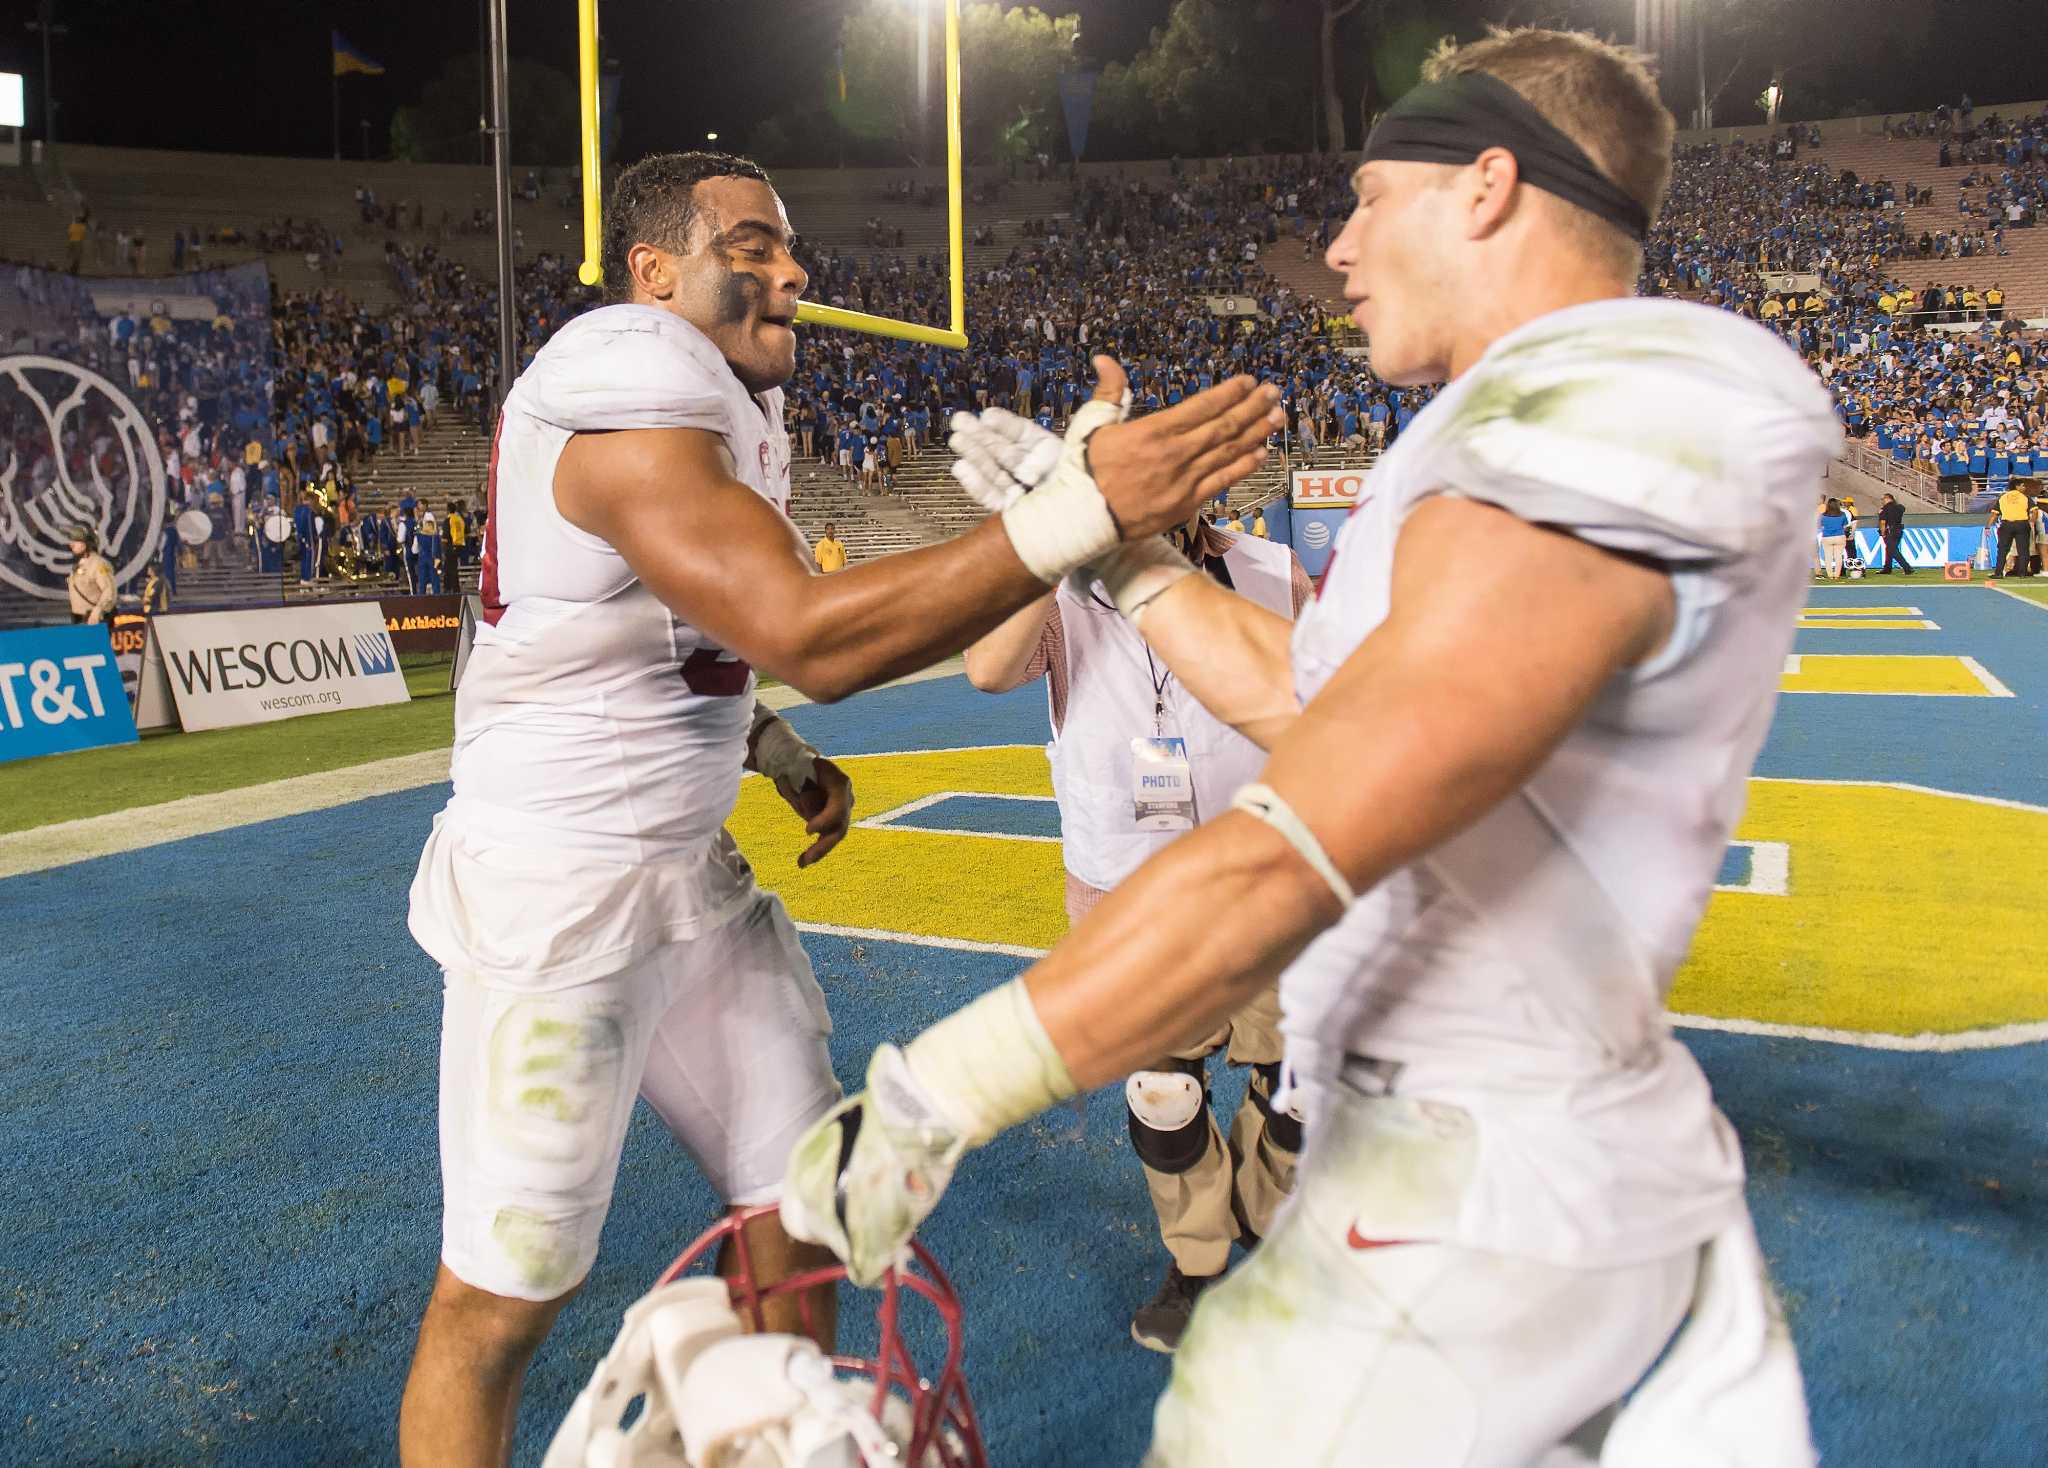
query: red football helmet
546 1203 987 1468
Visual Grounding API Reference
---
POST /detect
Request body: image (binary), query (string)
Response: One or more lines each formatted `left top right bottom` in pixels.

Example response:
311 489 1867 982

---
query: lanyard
1144 645 1172 734
1090 586 1174 734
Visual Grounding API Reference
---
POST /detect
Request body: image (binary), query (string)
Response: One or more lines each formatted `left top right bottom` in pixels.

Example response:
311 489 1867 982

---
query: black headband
1363 71 1652 241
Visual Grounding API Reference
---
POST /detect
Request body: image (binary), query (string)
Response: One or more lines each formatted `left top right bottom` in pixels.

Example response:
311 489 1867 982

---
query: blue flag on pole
332 30 387 78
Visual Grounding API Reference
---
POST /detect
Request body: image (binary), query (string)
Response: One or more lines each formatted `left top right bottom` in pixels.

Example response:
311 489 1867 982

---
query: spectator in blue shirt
1818 497 1850 579
414 513 445 594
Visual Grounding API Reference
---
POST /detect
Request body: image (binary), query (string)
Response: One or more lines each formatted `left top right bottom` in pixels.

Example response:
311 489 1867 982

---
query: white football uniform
407 304 837 1302
1149 299 1838 1467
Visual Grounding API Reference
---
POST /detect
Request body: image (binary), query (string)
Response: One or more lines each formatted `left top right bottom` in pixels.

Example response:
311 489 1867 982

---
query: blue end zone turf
879 792 1063 839
3 812 2042 1464
2 588 2044 1464
1714 844 1752 888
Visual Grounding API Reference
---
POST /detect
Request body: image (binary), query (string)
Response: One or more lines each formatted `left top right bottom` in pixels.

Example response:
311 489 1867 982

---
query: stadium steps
0 187 70 271
45 143 579 303
334 417 947 569
348 418 494 521
893 454 989 539
1258 239 1348 309
1795 130 2048 314
787 463 942 562
0 586 62 627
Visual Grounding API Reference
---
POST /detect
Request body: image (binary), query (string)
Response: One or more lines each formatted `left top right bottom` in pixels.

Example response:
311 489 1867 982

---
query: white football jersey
409 305 791 982
1282 298 1842 1267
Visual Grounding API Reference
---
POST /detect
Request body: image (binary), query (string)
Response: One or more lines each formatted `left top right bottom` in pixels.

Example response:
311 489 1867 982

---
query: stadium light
706 131 718 141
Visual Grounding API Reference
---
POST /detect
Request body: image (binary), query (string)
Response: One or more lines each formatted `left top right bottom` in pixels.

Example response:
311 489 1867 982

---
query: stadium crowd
10 113 2048 613
1642 123 2047 507
787 154 1435 495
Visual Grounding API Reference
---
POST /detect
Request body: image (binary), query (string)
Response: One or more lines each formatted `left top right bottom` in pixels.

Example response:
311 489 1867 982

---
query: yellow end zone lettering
730 750 2048 1039
1673 780 2048 1034
1793 617 1938 630
1779 654 2012 697
1798 606 1923 616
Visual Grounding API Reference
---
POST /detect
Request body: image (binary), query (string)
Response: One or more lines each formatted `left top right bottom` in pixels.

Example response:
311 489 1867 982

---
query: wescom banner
0 624 138 763
150 604 410 732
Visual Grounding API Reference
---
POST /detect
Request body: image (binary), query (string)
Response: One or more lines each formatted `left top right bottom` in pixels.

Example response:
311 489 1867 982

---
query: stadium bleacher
5 101 2045 625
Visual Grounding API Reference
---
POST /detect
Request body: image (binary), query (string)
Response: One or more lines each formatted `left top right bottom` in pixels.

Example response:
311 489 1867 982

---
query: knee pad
1126 1057 1210 1174
1249 1062 1305 1156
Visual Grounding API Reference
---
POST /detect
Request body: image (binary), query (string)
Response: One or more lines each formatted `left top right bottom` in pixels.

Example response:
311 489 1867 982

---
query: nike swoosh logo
1345 1223 1413 1251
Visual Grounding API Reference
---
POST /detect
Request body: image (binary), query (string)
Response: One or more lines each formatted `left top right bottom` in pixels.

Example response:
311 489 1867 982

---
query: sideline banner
0 624 138 763
1289 468 1369 508
378 594 464 655
107 612 149 700
1851 525 1986 569
1288 469 1369 578
149 604 409 732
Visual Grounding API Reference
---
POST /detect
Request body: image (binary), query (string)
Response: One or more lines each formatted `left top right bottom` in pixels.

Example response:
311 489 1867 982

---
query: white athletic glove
948 407 1197 622
947 407 1063 512
782 980 1074 1286
781 1043 974 1288
970 395 1139 584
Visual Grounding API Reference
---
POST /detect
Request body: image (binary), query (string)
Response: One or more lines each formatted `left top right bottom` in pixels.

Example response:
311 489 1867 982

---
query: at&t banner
0 624 138 763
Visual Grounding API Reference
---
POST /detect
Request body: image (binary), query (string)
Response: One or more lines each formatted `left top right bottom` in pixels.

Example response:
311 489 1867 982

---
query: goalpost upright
574 0 970 350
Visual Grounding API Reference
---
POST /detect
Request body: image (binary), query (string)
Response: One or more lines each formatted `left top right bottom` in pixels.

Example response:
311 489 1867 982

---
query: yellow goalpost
574 0 970 350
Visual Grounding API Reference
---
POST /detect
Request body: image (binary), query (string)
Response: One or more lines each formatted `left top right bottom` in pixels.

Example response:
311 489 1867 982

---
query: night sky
0 0 2036 164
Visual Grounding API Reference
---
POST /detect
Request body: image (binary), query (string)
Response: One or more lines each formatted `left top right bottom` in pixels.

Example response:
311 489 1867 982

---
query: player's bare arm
555 384 1282 704
947 383 1300 744
555 429 1045 702
1119 574 1300 749
961 593 1055 692
1029 496 1676 1084
784 496 1676 1282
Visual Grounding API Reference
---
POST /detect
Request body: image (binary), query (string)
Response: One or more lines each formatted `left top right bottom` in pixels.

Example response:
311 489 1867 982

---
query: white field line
1959 656 2016 697
0 747 453 880
1797 606 1923 616
0 664 988 879
1982 582 2048 616
1794 618 1939 630
1668 1013 2048 1053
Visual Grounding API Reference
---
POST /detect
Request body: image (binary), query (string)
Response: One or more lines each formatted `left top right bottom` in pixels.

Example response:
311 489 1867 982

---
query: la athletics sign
143 604 411 732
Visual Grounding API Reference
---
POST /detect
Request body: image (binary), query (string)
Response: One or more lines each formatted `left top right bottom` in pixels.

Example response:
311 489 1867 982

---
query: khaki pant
1069 874 1300 1276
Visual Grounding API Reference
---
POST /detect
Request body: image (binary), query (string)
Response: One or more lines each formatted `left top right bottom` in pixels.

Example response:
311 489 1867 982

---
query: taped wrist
904 978 1076 1146
1231 782 1357 908
998 398 1128 584
1092 537 1197 624
748 702 819 790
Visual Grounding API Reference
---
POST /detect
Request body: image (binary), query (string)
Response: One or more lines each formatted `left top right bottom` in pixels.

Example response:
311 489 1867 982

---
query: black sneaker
1130 1264 1217 1354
